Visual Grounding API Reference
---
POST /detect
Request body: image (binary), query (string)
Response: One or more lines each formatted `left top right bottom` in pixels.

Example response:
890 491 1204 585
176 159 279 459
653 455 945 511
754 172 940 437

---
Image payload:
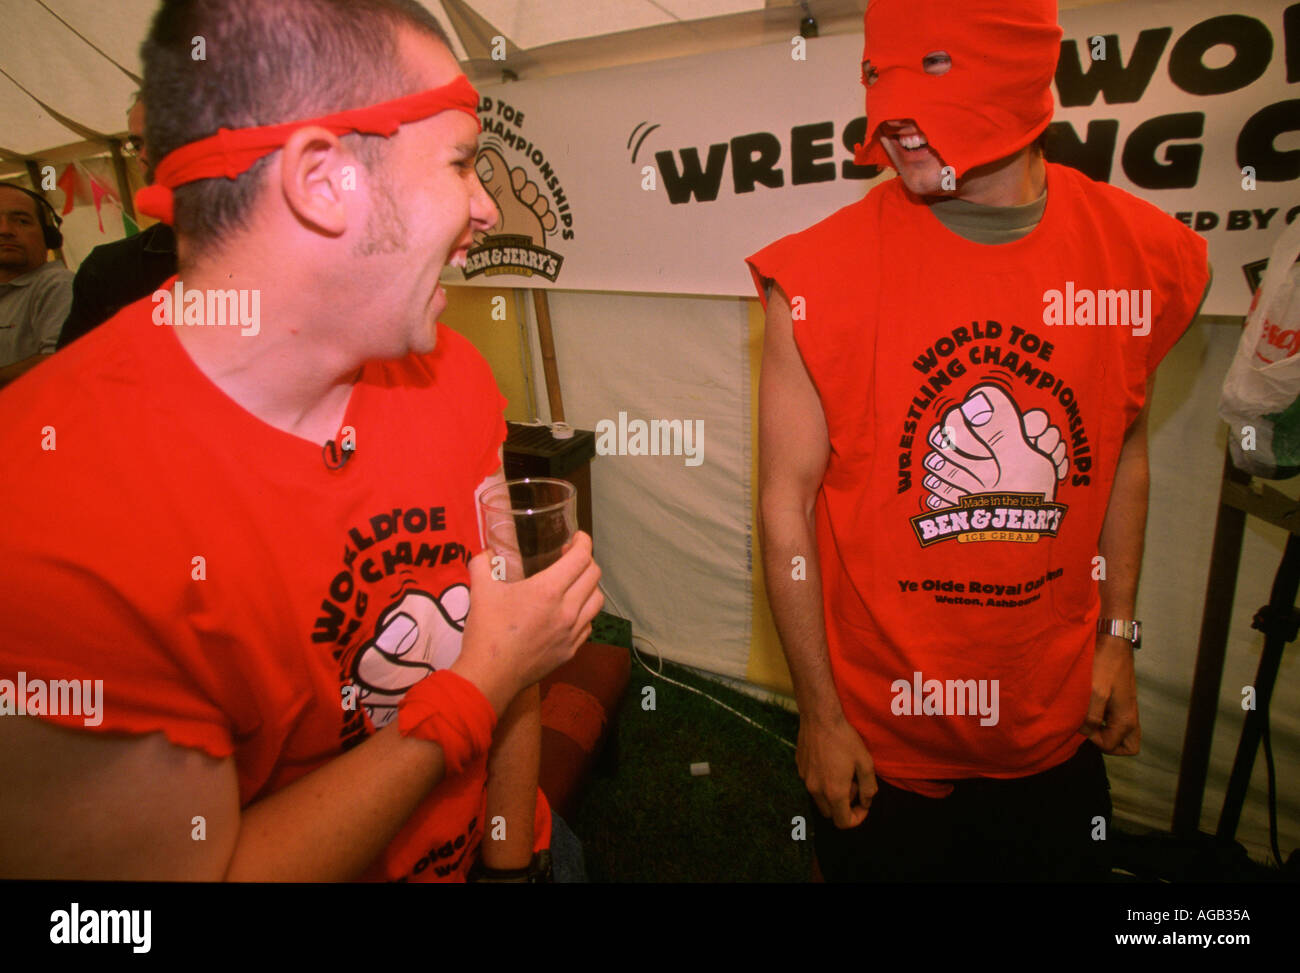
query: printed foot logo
461 146 567 282
921 385 1068 509
475 147 558 245
351 584 470 728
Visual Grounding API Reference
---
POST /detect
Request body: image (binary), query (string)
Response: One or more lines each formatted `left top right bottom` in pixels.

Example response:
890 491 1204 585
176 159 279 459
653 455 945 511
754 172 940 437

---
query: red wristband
397 670 497 775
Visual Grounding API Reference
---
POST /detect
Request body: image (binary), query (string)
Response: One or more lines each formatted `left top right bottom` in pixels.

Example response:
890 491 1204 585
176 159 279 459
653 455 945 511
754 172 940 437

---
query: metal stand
1172 447 1299 848
1216 533 1299 842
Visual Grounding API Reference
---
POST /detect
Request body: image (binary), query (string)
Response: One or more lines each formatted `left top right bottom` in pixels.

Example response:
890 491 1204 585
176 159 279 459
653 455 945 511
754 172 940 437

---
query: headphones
2 184 63 250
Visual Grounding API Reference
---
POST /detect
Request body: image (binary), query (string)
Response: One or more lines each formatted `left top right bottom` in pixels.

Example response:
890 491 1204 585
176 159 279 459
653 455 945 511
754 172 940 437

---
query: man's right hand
798 710 878 829
452 531 603 714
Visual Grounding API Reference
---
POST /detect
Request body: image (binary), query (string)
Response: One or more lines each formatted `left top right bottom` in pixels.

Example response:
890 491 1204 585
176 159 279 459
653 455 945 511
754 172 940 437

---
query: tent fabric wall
536 290 753 680
0 0 846 166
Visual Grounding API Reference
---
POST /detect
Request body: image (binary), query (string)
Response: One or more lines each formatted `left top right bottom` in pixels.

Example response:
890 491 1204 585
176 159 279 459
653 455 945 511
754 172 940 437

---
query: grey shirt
0 260 75 367
930 191 1048 244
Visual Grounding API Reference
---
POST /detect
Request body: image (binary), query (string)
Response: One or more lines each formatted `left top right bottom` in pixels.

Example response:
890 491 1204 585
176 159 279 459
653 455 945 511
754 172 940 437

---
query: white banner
451 0 1297 315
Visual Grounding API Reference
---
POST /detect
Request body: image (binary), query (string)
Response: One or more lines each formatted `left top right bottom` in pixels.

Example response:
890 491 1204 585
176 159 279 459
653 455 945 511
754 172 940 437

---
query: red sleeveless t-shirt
748 163 1207 787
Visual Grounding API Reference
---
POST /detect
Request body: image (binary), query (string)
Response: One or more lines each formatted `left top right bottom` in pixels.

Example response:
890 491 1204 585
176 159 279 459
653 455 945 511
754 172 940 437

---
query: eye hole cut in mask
921 51 951 75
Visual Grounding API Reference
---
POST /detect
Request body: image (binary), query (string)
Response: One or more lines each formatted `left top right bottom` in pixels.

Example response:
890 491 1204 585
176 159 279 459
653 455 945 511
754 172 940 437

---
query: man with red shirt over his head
0 0 601 883
751 0 1209 881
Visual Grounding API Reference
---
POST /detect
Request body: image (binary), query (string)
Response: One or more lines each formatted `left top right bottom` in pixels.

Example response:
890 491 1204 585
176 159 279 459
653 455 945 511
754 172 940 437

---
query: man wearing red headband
751 0 1209 881
0 0 601 883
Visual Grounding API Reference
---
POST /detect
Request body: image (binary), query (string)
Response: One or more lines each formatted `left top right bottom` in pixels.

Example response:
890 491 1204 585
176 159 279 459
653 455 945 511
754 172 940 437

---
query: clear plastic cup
477 477 577 581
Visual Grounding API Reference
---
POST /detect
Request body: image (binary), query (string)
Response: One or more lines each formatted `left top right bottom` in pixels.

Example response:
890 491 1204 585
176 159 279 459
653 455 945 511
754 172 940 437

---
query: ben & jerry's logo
910 492 1068 547
463 96 574 283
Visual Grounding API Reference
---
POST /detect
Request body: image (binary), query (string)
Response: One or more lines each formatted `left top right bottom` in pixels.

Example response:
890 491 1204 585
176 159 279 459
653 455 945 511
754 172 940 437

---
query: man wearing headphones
0 184 73 388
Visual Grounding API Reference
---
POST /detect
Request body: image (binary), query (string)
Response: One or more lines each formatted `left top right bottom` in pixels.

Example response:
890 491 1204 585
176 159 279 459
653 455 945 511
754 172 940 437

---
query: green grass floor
571 654 813 882
567 651 1294 883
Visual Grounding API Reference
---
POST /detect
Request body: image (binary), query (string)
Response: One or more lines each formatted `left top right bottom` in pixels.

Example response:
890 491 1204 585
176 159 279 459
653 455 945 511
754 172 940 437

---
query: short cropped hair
141 0 453 254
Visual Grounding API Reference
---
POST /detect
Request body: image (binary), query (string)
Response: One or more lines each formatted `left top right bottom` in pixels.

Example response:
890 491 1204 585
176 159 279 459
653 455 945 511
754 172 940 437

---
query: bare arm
758 283 837 718
758 282 876 827
481 684 542 869
1082 375 1153 755
0 533 602 882
1085 262 1207 752
0 706 456 882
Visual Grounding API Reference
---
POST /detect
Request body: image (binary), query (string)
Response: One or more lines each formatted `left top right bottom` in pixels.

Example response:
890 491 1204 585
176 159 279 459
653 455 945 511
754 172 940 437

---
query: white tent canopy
0 0 883 167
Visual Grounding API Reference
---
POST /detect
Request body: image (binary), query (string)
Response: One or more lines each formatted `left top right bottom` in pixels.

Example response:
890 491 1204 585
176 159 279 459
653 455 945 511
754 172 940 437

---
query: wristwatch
1098 618 1142 649
467 849 554 883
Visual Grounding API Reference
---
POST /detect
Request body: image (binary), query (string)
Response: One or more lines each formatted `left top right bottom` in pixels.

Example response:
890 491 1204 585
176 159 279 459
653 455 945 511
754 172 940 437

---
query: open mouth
447 238 473 270
881 120 930 154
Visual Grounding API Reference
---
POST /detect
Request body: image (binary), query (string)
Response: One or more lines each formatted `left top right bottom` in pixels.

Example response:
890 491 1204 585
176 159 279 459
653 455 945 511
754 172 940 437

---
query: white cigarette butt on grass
690 762 710 776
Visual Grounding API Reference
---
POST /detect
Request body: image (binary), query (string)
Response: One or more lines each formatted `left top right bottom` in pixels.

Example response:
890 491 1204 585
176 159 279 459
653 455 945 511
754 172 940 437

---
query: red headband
136 74 481 224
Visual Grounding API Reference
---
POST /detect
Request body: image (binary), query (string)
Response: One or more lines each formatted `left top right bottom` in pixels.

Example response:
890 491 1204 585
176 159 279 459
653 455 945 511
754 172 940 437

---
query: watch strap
468 849 554 883
1098 618 1141 649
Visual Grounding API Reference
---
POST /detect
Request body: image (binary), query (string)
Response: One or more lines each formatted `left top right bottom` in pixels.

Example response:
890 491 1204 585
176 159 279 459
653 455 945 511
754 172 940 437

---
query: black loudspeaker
5 184 63 250
503 422 597 542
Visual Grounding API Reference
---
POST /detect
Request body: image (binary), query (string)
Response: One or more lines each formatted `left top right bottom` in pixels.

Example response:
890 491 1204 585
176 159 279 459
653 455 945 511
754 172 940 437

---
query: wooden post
531 288 565 423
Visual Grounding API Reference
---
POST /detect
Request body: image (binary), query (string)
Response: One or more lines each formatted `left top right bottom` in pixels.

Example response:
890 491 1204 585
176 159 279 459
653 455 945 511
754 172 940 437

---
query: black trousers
811 741 1113 882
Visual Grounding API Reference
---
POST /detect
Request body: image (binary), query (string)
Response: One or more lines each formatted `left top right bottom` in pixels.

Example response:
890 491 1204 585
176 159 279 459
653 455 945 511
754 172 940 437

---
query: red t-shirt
748 163 1207 787
0 287 550 881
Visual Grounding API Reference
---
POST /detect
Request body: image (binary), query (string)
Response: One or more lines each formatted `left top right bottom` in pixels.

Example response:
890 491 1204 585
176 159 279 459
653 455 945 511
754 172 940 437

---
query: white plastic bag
1219 217 1300 478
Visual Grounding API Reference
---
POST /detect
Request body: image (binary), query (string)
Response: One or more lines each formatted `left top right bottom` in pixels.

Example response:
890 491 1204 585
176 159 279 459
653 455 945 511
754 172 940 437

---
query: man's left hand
1081 634 1141 755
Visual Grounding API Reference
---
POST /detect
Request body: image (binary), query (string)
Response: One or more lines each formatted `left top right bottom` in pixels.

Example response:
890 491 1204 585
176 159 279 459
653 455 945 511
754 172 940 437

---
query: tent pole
108 141 137 222
513 288 540 420
531 288 565 423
